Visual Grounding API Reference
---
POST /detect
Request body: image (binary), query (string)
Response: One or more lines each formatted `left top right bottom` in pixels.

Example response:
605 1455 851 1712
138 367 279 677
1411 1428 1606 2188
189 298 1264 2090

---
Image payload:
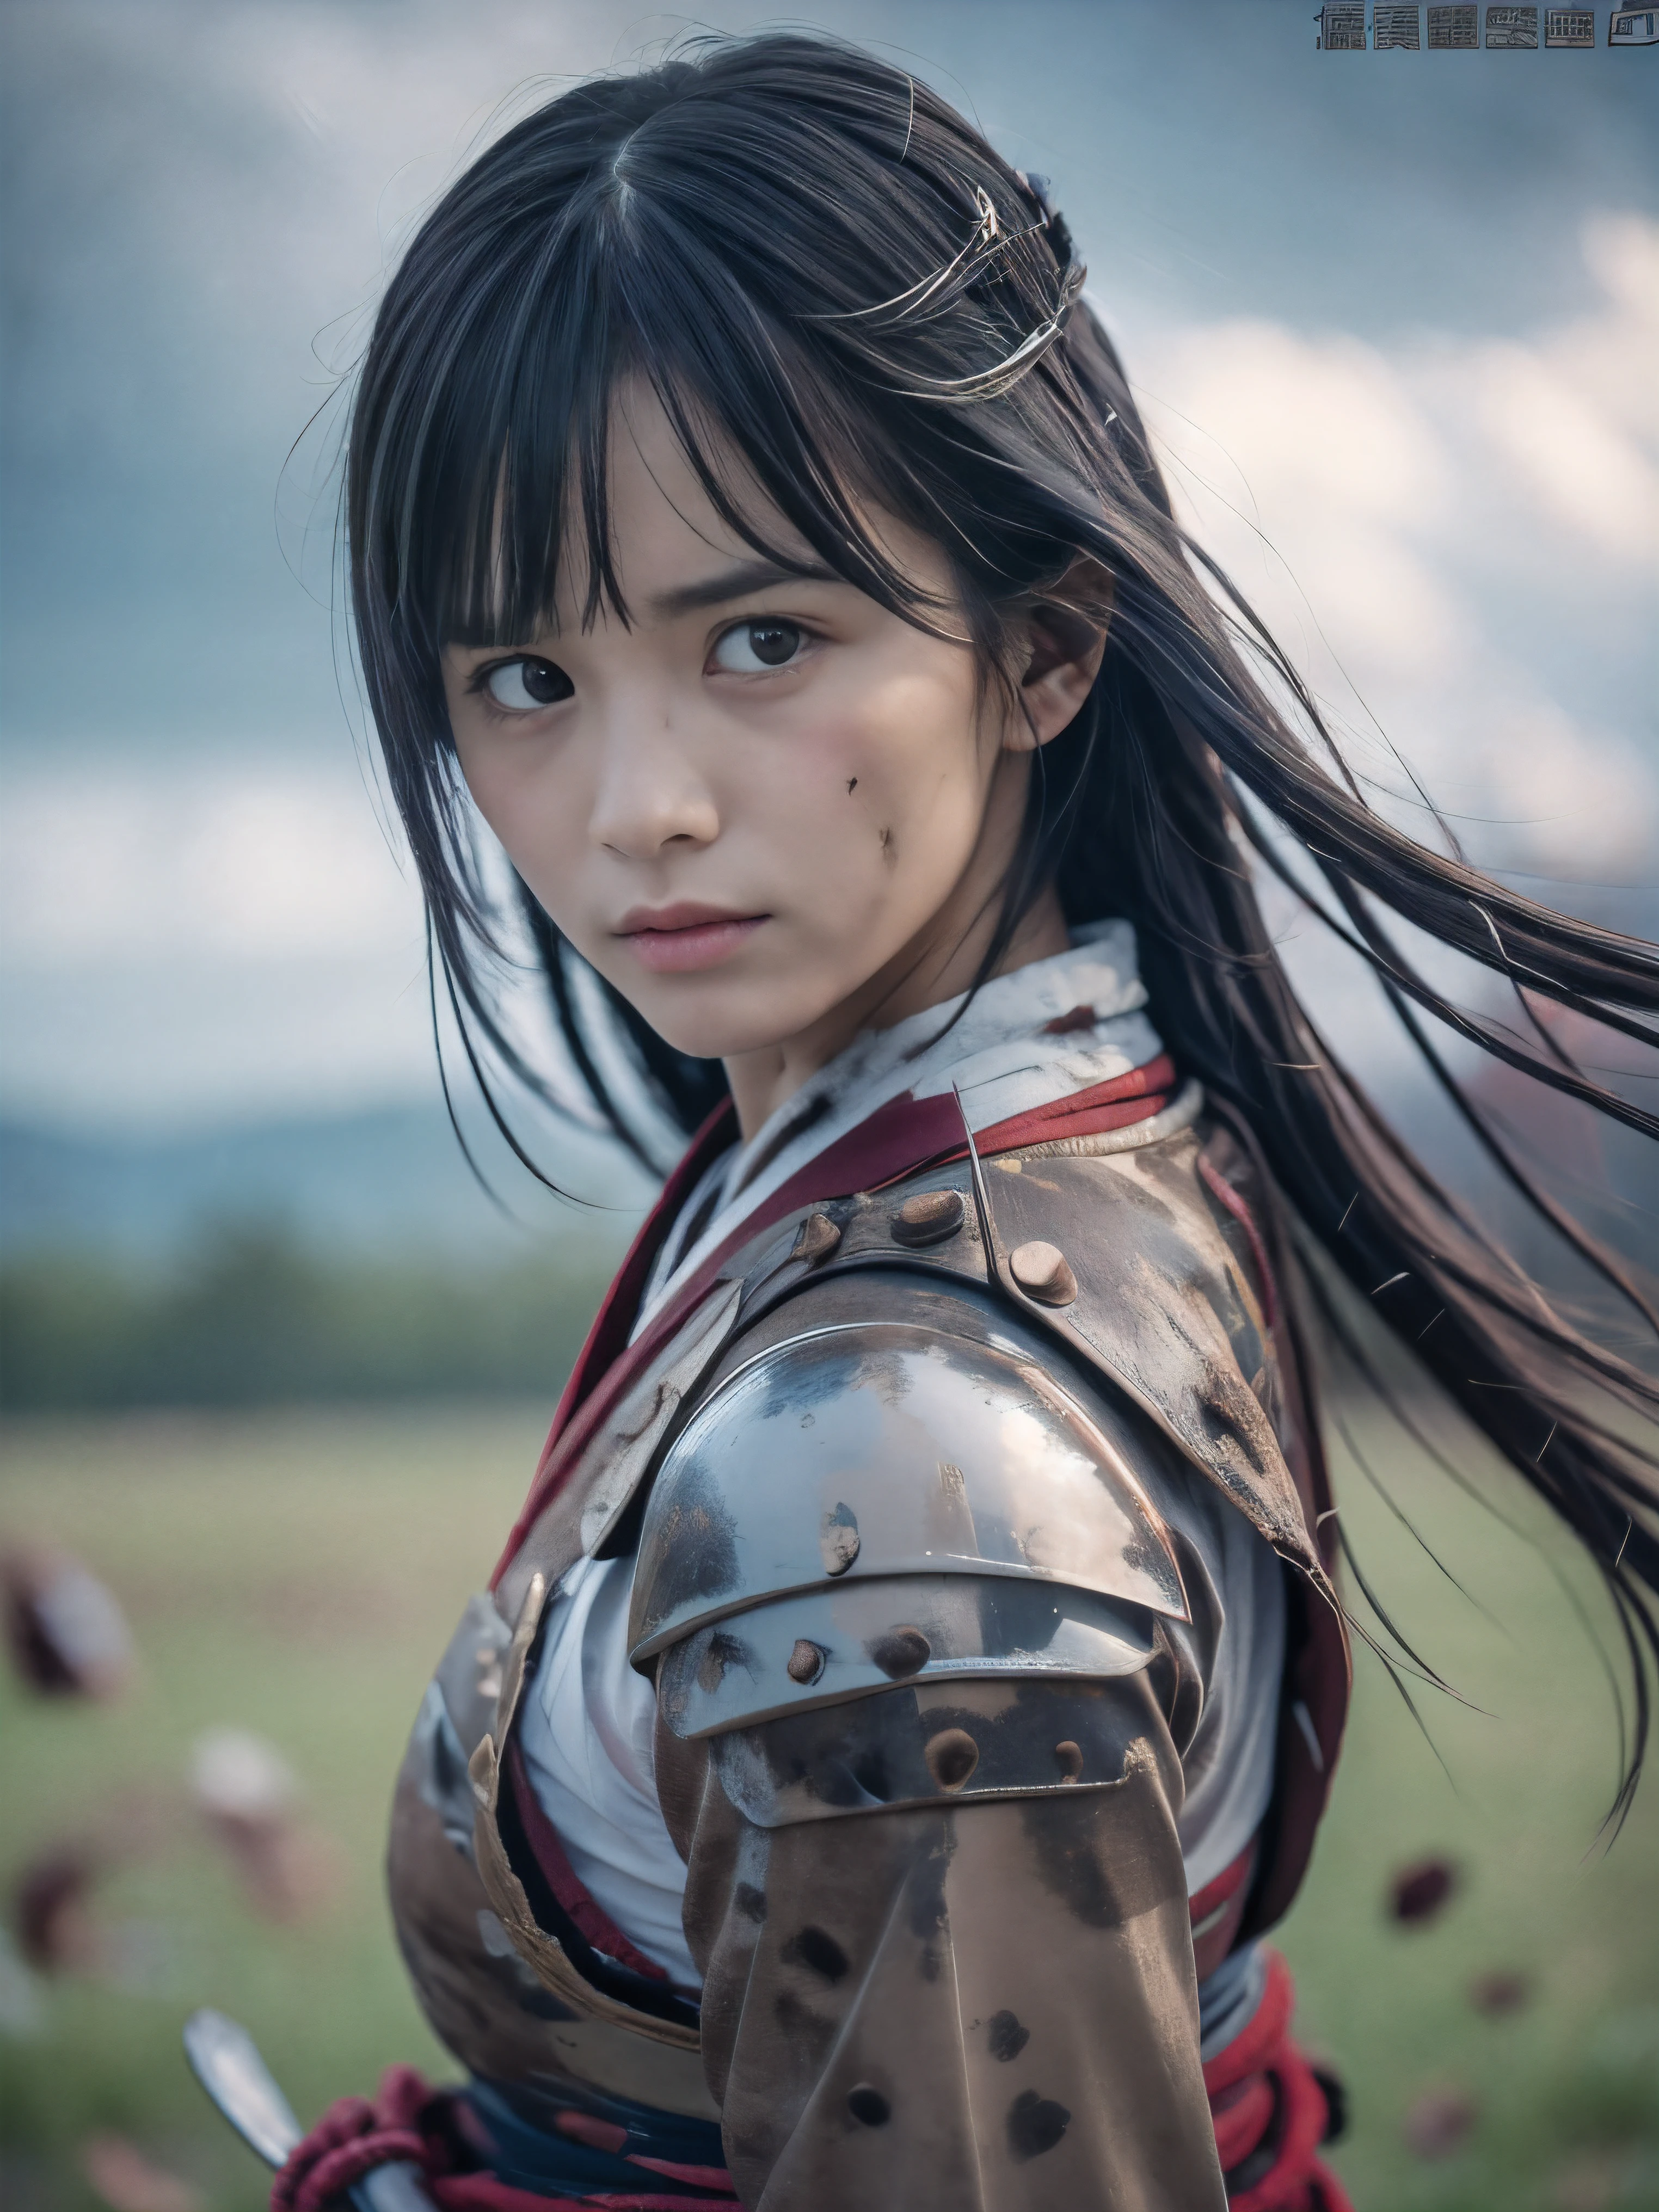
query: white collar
636 919 1162 1332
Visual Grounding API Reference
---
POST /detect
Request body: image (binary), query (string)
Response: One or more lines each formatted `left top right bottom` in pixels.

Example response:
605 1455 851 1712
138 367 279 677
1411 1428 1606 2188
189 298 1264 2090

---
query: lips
615 903 769 975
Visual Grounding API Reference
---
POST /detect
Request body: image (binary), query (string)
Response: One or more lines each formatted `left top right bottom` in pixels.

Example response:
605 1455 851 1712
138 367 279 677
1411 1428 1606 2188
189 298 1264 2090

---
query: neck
721 879 1070 1139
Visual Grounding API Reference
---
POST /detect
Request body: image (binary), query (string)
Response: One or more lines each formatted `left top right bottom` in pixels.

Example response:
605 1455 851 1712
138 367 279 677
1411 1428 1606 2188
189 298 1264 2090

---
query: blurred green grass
1 1398 1656 2212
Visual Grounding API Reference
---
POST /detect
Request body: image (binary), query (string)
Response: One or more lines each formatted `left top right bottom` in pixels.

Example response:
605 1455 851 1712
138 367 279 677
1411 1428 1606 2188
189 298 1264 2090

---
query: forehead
556 380 801 618
542 377 950 634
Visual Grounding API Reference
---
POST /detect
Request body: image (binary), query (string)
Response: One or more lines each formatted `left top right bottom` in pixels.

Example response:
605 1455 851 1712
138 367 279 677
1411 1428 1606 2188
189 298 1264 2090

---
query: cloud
1460 214 1659 562
1134 212 1658 878
0 760 438 1125
5 217 1652 1123
0 754 623 1133
2 6 1651 1126
0 762 420 966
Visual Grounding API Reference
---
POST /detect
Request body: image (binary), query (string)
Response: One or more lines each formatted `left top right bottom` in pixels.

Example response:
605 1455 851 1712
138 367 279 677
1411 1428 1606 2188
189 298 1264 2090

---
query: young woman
271 33 1658 2212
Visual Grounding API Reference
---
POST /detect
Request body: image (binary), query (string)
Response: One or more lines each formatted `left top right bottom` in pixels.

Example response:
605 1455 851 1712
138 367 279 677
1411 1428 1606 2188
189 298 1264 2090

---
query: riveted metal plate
655 1572 1158 1737
709 1672 1164 1826
628 1320 1186 1662
497 1280 746 1620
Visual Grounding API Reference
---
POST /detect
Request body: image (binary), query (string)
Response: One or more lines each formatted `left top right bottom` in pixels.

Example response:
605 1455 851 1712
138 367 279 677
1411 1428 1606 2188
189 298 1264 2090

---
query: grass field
1 1397 1656 2211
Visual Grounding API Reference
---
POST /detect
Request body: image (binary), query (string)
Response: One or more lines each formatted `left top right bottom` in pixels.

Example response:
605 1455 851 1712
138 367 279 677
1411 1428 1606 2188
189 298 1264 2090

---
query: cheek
453 736 590 901
771 665 987 889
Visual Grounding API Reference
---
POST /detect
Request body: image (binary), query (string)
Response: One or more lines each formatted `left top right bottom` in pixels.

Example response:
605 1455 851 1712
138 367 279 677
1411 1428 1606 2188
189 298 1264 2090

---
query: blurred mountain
0 1105 653 1268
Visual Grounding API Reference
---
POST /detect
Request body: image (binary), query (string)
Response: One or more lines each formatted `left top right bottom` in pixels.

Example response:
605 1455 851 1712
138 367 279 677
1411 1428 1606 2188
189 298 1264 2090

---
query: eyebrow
647 556 844 619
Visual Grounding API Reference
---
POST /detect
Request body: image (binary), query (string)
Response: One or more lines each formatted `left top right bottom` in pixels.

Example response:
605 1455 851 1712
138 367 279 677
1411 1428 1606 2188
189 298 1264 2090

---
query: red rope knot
1202 1950 1354 2212
270 2068 439 2212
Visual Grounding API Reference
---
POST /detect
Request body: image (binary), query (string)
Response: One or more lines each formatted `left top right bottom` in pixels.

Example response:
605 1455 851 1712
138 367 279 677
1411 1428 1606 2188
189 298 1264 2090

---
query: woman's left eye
710 619 806 674
482 656 573 710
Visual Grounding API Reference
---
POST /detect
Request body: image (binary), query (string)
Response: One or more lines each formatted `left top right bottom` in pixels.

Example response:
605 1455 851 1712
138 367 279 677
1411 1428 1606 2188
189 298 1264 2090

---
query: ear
1005 561 1114 752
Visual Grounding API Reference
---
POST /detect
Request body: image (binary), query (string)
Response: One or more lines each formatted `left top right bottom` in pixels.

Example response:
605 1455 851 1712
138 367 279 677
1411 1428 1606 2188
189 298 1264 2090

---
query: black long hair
345 33 1659 1801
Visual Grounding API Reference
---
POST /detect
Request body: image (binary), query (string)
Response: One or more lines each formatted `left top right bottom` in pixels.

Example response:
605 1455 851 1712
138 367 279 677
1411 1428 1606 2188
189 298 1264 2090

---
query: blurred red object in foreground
13 1845 102 1973
2 1546 133 1697
82 2135 202 2212
1470 1968 1532 2016
1404 2086 1477 2159
191 1726 340 1921
1388 1856 1458 1926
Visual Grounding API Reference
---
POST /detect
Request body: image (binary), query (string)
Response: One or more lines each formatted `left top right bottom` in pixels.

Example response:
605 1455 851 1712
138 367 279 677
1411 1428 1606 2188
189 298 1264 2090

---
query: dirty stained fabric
635 918 1163 1324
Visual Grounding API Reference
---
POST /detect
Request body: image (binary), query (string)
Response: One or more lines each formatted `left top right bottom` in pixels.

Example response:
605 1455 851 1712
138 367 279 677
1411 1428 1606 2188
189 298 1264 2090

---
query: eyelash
465 658 563 720
708 617 821 669
464 615 824 715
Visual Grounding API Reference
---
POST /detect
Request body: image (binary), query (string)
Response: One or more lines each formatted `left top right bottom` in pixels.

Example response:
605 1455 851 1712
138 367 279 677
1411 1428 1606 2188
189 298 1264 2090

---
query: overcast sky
1 0 1654 1130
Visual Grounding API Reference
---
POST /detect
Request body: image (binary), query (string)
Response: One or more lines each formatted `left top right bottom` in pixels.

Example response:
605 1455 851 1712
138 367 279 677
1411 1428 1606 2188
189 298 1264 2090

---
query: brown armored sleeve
656 1670 1228 2210
629 1287 1234 2208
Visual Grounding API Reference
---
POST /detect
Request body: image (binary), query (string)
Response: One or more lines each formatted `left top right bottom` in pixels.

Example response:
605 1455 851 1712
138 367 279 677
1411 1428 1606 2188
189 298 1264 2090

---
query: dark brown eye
712 620 804 673
484 657 573 709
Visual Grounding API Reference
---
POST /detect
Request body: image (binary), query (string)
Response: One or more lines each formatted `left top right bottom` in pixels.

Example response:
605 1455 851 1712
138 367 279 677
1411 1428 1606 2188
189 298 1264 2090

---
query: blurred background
1 3 1655 2209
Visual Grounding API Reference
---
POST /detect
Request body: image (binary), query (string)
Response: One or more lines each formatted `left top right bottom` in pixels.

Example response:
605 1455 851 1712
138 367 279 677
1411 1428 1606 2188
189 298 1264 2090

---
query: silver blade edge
182 2008 304 2169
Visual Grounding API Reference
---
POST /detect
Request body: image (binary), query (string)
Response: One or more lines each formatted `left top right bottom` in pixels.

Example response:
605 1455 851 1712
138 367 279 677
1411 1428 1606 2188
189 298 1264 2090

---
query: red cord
1203 1951 1355 2211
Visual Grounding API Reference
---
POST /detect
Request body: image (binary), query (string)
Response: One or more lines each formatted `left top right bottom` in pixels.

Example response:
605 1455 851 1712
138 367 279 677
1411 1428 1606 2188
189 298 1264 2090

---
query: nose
586 692 720 861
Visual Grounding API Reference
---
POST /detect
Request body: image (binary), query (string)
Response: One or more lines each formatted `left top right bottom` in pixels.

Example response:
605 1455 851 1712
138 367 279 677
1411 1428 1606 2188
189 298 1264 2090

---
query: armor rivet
925 1727 980 1791
1010 1239 1079 1306
847 2085 891 2128
792 1211 841 1264
891 1188 966 1247
869 1626 931 1679
787 1639 826 1685
1054 1739 1084 1783
819 1503 861 1576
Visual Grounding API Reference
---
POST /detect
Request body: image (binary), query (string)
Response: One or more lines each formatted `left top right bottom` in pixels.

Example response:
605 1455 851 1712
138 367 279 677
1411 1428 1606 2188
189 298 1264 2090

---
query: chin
636 982 833 1065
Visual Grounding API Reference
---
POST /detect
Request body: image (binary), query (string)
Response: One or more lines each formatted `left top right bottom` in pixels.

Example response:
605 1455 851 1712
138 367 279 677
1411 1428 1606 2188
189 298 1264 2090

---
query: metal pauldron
629 1286 1194 1820
629 1299 1188 1651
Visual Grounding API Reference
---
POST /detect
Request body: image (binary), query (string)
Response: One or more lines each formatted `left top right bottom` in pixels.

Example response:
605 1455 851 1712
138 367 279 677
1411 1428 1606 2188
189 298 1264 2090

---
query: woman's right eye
483 657 573 710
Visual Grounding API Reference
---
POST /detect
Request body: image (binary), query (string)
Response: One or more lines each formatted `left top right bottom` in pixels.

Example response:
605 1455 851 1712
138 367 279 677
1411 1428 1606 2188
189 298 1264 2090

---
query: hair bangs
411 221 966 666
381 59 1076 666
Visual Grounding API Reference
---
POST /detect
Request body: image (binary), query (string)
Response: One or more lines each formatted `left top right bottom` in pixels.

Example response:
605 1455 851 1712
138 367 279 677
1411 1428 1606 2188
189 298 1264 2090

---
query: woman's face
442 384 1098 1120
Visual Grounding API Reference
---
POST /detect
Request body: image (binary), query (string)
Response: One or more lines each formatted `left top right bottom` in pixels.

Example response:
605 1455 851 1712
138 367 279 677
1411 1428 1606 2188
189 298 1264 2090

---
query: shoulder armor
629 1294 1187 1735
716 1119 1322 1577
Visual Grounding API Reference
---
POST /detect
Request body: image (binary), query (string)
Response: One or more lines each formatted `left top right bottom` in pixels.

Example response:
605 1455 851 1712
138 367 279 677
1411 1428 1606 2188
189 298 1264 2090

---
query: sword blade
182 2009 440 2212
182 2008 303 2169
